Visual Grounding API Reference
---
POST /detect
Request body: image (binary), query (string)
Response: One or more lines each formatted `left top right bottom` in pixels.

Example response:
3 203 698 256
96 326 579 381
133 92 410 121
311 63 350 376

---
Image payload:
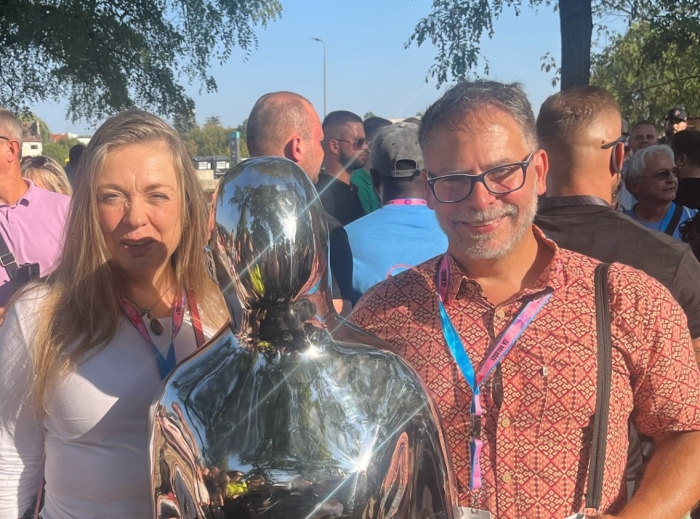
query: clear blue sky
34 1 601 135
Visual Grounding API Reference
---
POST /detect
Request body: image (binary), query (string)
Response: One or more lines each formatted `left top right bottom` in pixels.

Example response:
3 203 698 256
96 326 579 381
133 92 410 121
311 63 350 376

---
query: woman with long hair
21 156 73 196
0 110 226 518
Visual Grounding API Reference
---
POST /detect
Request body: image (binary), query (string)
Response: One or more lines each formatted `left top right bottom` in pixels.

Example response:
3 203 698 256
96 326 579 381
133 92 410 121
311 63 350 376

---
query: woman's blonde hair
29 109 226 409
21 156 73 196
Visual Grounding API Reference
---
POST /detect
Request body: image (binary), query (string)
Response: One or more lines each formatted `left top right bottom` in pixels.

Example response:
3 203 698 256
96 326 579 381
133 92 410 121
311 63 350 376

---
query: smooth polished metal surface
150 157 457 519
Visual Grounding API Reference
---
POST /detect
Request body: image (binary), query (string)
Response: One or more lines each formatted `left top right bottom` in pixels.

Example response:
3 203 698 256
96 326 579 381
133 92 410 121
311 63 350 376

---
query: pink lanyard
384 198 428 206
120 290 205 379
436 254 551 490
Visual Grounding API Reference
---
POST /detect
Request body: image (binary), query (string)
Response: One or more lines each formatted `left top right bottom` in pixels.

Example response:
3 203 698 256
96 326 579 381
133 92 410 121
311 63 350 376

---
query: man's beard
439 187 538 260
340 149 366 172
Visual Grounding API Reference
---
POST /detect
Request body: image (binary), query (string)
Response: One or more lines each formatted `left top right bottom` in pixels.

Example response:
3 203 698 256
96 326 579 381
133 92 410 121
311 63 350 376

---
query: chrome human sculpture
149 157 457 519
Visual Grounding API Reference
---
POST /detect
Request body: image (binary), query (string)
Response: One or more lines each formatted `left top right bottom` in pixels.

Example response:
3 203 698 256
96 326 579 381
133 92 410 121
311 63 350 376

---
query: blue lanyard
436 254 552 490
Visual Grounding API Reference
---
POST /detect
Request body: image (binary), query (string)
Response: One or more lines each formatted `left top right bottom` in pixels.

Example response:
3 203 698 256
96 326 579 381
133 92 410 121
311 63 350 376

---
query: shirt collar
0 178 36 208
539 195 611 209
443 225 563 303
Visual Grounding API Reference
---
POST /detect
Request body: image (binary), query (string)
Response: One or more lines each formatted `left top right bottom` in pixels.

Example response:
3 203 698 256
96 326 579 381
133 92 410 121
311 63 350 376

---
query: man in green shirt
351 116 390 214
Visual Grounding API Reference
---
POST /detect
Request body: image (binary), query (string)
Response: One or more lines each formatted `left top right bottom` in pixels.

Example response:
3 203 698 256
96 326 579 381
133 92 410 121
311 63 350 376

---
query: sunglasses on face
646 167 680 181
333 138 368 151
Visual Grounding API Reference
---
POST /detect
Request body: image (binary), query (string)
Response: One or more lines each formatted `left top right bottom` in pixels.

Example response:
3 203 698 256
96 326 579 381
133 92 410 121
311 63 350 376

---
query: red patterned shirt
350 227 700 518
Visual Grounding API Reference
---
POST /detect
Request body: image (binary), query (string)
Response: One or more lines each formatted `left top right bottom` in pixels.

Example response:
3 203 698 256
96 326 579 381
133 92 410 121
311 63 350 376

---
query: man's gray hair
627 144 675 182
418 80 537 150
0 108 24 148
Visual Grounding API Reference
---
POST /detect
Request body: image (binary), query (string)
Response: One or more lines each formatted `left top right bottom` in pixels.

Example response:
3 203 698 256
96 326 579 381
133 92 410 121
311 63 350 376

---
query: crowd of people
0 80 700 519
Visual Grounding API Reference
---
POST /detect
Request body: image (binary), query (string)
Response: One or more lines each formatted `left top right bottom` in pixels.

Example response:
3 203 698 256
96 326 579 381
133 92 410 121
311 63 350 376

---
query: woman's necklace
124 280 175 336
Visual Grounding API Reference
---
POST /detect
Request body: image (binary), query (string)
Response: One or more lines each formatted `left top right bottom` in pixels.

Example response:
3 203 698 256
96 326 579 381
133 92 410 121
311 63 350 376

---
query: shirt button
502 471 513 483
501 417 511 427
495 309 506 319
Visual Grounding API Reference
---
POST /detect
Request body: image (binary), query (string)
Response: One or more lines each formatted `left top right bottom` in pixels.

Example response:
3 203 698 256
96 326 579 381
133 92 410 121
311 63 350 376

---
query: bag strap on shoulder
663 204 684 236
0 231 17 281
585 263 612 511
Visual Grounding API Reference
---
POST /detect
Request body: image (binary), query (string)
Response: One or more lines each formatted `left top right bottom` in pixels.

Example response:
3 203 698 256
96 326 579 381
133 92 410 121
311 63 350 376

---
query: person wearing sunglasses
624 144 697 240
21 155 73 196
315 110 367 225
352 80 700 519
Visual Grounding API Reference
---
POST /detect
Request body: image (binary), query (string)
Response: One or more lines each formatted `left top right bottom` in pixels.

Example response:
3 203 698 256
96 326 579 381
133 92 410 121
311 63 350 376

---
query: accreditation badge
458 507 492 519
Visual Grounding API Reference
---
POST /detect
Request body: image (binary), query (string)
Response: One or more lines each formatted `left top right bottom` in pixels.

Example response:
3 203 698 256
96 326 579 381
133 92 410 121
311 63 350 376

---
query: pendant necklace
124 280 175 336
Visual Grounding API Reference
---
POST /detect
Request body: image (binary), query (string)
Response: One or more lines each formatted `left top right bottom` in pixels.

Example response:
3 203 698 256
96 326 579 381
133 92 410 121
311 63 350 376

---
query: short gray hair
419 80 537 150
627 144 675 182
0 108 24 148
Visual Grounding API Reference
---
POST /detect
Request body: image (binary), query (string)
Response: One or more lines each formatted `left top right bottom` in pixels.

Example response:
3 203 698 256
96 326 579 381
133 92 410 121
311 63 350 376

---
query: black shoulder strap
664 204 684 236
586 263 612 511
0 231 18 281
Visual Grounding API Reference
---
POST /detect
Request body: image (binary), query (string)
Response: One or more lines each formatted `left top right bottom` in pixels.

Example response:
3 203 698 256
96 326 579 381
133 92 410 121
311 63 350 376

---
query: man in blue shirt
345 122 447 303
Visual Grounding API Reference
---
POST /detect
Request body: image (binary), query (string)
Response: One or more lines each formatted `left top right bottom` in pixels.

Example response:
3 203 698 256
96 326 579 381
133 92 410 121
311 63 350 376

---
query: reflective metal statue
149 157 457 519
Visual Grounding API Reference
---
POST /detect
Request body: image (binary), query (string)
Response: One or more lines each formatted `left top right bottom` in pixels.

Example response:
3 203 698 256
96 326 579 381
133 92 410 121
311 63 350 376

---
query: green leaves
0 0 281 123
591 18 700 123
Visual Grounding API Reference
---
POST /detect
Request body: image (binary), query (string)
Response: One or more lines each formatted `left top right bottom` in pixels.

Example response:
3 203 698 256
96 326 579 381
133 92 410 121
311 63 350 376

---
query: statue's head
208 157 331 315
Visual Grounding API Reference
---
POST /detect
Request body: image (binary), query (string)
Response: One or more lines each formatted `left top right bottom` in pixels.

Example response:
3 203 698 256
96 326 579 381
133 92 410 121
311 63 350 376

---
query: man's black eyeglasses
427 151 537 204
332 138 368 151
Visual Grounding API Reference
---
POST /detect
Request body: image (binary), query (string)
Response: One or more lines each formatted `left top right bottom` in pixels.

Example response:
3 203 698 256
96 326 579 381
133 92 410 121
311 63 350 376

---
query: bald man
535 86 700 353
247 92 353 314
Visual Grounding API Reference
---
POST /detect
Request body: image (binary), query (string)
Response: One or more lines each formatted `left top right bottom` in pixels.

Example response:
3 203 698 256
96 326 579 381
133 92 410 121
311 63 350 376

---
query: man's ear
286 136 303 163
327 139 340 155
610 142 625 175
676 153 688 168
533 149 549 196
422 170 436 210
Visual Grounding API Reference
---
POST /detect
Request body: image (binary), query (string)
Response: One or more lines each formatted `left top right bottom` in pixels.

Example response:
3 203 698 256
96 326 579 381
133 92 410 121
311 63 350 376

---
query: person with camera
0 109 70 322
0 110 227 518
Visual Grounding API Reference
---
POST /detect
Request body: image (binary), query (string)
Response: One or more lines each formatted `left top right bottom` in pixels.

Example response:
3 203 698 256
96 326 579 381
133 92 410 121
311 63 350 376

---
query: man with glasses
536 87 700 347
316 110 368 225
351 80 700 518
0 108 70 318
624 144 697 240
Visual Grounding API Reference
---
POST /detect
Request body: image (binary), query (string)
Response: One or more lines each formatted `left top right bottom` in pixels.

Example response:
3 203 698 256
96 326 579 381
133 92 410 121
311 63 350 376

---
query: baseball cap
370 122 423 177
666 107 688 121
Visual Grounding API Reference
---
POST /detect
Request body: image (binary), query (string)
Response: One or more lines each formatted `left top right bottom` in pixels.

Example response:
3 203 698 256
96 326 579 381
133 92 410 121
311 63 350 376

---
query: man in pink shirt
0 109 70 311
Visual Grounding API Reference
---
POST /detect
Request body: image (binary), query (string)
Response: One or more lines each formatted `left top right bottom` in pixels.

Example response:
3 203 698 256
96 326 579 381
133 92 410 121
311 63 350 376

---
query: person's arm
598 431 700 519
0 302 45 519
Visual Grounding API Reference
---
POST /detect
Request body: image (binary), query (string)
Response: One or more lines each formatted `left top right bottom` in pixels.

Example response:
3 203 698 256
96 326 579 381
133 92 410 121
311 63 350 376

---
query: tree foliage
0 0 281 124
43 137 81 165
406 0 700 90
592 21 700 124
179 118 248 158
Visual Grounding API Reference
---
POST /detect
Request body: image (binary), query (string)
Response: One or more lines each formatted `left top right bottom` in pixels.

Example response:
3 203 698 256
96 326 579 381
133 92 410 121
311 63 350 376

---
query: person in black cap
344 122 447 302
671 129 700 210
660 107 688 144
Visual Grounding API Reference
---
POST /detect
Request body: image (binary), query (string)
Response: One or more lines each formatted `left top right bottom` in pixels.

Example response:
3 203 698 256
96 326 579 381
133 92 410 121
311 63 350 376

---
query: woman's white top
0 289 212 519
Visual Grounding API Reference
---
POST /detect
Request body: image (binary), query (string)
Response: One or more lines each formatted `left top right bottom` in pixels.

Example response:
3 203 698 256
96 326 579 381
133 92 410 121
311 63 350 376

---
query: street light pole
311 37 327 118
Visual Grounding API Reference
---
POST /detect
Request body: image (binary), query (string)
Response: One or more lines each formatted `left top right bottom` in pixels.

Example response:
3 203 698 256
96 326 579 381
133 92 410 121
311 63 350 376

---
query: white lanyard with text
436 254 552 493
